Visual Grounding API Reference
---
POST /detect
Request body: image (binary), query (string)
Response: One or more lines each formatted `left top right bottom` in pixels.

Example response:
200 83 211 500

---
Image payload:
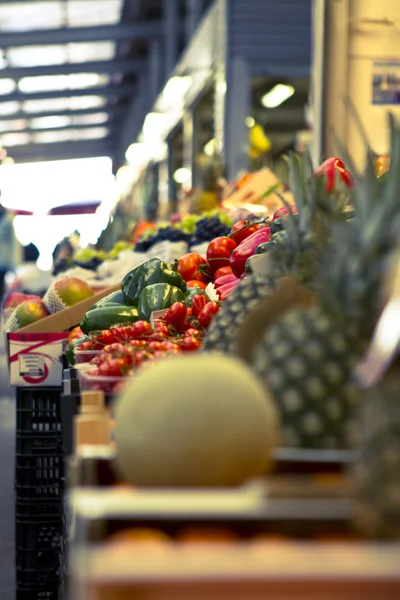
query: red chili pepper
191 294 208 317
315 158 353 192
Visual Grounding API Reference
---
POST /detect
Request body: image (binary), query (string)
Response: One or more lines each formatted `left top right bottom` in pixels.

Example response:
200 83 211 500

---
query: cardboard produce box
7 283 120 387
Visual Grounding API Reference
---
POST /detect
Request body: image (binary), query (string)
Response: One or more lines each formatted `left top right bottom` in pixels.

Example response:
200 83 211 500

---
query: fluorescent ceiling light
0 102 20 116
261 84 295 109
0 79 17 95
67 41 115 63
173 168 191 184
18 73 110 93
30 116 72 129
1 132 30 146
0 119 28 133
73 127 109 140
33 130 74 144
162 76 191 105
204 138 216 157
22 98 70 113
142 112 166 143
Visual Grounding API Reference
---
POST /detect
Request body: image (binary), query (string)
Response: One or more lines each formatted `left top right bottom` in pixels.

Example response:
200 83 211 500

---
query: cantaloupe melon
114 353 279 487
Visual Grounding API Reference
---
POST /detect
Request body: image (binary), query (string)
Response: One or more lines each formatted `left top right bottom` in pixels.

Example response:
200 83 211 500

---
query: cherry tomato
192 295 208 317
214 266 233 281
153 322 169 336
103 342 125 354
206 237 237 273
180 336 202 352
177 253 211 283
230 221 262 245
98 357 126 377
198 301 220 328
185 327 203 338
129 320 153 338
93 330 118 346
186 280 207 290
129 339 149 348
133 350 154 366
163 302 187 331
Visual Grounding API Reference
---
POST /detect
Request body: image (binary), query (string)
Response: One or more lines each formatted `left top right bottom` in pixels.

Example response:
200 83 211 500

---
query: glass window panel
68 96 107 110
22 98 70 113
0 102 20 116
68 0 123 27
1 132 30 146
0 79 17 95
7 45 67 67
0 119 28 133
33 130 74 144
30 116 72 130
72 126 109 140
66 41 116 63
71 112 109 125
0 2 63 32
18 73 110 93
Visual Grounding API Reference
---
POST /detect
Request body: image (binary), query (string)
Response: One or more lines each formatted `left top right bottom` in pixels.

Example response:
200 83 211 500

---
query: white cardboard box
8 332 69 387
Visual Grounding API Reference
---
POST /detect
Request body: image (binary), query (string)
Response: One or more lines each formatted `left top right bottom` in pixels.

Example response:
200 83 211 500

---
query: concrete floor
0 332 15 599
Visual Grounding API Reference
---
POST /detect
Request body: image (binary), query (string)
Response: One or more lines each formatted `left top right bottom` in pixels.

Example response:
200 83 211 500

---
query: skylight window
22 98 70 113
0 119 28 133
1 132 30 147
68 96 107 110
0 102 21 116
0 79 17 95
73 127 109 140
6 41 116 68
71 112 109 126
68 0 123 27
18 74 110 93
30 116 72 130
31 126 109 144
66 41 116 63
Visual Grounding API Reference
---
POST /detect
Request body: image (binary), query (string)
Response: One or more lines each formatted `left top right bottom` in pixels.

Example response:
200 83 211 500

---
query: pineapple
203 152 348 355
250 114 400 450
351 363 400 539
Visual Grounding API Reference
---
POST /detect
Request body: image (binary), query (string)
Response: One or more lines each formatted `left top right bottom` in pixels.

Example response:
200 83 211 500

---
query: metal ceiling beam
7 139 116 162
0 83 135 103
0 106 122 121
0 58 146 79
0 121 119 136
0 22 163 48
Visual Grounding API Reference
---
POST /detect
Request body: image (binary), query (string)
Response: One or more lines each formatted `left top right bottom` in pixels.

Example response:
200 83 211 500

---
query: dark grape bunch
189 217 231 247
135 226 191 252
73 257 104 271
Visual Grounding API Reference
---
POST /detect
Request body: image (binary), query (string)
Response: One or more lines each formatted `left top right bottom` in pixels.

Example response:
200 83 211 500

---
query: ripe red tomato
129 320 153 338
163 302 187 331
103 342 125 354
177 253 211 283
186 280 207 290
93 330 117 346
129 339 149 348
185 327 203 338
206 237 237 273
198 301 220 328
191 294 208 317
98 357 126 377
153 321 169 335
180 336 202 352
213 266 233 281
230 221 261 245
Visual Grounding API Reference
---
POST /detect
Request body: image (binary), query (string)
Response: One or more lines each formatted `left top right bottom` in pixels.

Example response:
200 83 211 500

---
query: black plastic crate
16 499 64 520
17 546 62 573
16 453 64 490
16 566 61 588
15 483 63 501
16 519 65 553
17 388 63 436
16 587 60 600
17 434 63 456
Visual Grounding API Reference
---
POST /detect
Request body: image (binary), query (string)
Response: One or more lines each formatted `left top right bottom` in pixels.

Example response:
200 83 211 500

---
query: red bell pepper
213 274 239 288
216 280 241 300
229 227 271 278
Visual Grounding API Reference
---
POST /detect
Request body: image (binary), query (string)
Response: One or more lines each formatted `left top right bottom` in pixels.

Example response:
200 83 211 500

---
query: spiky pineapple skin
251 305 365 449
351 370 400 539
202 275 277 354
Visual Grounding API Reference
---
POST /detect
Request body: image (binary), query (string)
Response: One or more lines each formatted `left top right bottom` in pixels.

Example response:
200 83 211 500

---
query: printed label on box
8 332 68 387
19 354 45 377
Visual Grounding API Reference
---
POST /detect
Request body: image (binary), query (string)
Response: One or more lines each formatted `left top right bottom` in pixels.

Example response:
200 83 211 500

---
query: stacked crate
15 387 66 600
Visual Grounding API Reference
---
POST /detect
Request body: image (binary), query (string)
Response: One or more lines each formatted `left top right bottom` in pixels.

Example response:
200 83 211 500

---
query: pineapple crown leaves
319 112 400 335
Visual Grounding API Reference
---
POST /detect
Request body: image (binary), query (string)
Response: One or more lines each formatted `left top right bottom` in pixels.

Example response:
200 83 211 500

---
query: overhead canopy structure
0 0 212 167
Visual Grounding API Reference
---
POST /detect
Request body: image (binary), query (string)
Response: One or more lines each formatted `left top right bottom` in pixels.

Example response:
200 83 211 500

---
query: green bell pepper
65 335 88 366
137 283 185 321
184 286 206 307
89 289 126 310
80 305 139 335
122 258 187 305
